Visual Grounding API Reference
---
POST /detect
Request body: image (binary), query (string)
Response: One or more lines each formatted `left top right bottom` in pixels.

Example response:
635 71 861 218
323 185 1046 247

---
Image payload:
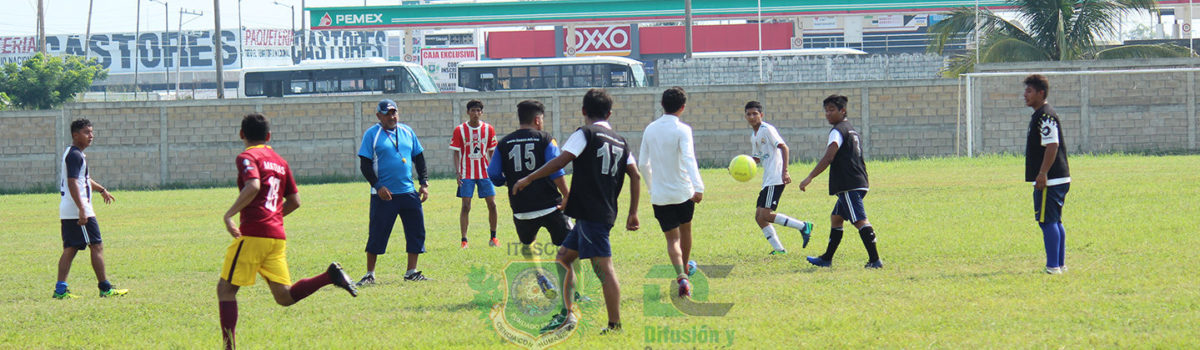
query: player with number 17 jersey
236 145 298 239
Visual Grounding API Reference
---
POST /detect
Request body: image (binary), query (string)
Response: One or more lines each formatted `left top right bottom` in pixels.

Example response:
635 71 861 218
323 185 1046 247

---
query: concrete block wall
656 53 946 86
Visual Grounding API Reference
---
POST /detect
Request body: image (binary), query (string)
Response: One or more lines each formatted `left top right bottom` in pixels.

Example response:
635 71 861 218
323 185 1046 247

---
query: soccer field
3 154 1198 349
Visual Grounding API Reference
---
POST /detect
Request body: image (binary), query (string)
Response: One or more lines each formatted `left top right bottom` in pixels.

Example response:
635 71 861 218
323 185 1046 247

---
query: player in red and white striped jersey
450 100 500 248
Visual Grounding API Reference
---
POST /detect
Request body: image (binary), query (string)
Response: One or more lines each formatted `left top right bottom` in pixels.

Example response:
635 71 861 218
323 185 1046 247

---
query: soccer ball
728 155 756 182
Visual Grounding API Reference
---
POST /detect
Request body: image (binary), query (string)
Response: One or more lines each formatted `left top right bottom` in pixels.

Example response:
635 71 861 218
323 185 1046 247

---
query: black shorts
652 200 695 232
514 209 573 246
757 184 787 210
61 217 102 249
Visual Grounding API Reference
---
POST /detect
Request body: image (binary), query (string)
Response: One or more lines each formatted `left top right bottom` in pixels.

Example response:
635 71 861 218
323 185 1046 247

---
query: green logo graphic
643 264 734 317
468 261 602 349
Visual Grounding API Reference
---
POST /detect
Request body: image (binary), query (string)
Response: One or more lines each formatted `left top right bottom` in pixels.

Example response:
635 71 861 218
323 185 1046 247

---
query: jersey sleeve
1039 115 1060 146
64 149 84 179
546 139 566 179
827 129 843 147
680 126 704 192
357 129 375 159
236 154 260 182
283 163 299 196
560 130 587 156
768 126 786 147
449 125 464 151
487 125 498 152
487 149 505 186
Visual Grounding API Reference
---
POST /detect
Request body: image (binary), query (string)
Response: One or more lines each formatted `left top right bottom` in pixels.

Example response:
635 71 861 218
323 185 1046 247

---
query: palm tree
927 0 1195 76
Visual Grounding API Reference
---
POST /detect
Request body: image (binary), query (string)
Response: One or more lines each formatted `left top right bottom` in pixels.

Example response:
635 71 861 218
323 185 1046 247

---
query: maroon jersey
236 145 298 240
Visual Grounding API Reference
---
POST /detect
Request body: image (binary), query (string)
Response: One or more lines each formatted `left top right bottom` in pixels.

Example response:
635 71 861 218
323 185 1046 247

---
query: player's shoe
356 274 376 287
460 240 469 249
327 262 358 297
599 324 622 335
769 249 787 255
864 260 884 269
676 277 692 298
98 287 129 297
52 290 79 299
574 291 591 303
489 237 500 247
800 222 814 248
686 260 699 277
536 274 559 299
806 256 832 267
1044 267 1062 274
539 312 577 334
1059 265 1068 273
404 271 430 281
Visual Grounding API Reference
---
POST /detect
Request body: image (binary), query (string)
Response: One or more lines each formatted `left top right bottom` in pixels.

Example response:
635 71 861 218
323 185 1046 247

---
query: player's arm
553 176 569 210
681 128 704 202
624 161 641 231
450 128 463 184
281 193 301 217
487 150 506 186
88 179 115 204
223 179 260 238
413 152 430 202
67 177 88 225
1035 116 1059 190
799 143 838 192
513 151 575 194
637 135 652 190
777 142 792 185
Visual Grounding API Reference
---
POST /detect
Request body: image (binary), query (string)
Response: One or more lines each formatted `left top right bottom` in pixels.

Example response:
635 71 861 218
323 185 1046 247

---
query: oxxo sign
566 25 631 56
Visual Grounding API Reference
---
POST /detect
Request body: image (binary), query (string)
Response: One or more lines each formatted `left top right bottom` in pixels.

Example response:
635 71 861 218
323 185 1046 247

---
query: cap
377 99 397 114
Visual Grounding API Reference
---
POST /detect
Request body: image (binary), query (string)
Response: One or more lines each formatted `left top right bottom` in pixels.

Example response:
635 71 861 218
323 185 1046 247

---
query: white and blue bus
239 59 439 98
457 56 647 92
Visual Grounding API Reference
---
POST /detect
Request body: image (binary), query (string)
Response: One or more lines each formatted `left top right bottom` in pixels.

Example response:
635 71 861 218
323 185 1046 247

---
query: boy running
744 101 814 255
798 95 883 269
53 118 127 299
638 87 704 298
218 113 357 350
450 100 499 248
1022 74 1071 274
488 99 573 299
514 89 641 335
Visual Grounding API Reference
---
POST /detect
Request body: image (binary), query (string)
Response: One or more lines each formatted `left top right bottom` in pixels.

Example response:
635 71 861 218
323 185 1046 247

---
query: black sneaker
356 274 376 287
327 262 358 297
864 260 884 269
539 312 576 334
404 271 430 281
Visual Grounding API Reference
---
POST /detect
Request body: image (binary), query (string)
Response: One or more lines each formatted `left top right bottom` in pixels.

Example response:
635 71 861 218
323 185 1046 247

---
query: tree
0 92 9 111
927 0 1195 76
0 53 108 110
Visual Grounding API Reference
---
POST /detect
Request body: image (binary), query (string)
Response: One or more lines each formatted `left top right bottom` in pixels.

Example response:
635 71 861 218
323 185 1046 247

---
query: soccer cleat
539 312 577 334
356 274 376 287
864 260 884 269
800 222 814 248
806 256 832 267
686 260 699 277
769 249 788 255
489 237 500 247
98 287 129 297
573 291 592 303
52 290 79 299
404 271 430 281
676 278 692 298
460 240 469 249
1045 267 1062 275
536 274 559 299
1059 265 1068 273
327 262 358 297
599 324 622 335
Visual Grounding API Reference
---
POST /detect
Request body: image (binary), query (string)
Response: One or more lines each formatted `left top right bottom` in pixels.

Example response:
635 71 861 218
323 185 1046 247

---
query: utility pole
151 0 169 96
213 0 225 99
237 0 244 70
273 1 296 64
37 0 46 54
684 0 692 59
134 0 142 96
301 0 307 62
85 0 94 57
178 8 203 99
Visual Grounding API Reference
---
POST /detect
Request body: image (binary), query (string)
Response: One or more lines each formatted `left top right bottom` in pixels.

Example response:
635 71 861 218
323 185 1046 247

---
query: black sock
821 227 843 261
98 280 112 292
461 237 468 242
859 226 880 262
491 230 496 239
607 322 621 330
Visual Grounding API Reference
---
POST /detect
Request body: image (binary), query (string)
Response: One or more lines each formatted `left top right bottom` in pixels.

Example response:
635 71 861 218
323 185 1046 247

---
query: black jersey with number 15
563 124 629 226
497 129 562 213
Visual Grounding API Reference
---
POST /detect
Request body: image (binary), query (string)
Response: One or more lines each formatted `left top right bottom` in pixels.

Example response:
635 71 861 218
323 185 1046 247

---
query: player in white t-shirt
744 101 813 255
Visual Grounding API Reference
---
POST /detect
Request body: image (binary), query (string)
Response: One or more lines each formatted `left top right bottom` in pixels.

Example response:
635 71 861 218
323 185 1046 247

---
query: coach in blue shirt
355 99 432 285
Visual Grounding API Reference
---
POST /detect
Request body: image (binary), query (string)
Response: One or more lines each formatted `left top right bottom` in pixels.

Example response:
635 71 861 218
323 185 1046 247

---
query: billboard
420 47 478 92
565 26 631 56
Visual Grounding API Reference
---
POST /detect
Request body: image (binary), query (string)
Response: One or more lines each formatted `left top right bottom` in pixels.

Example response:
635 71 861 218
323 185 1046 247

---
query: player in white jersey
53 119 127 299
744 101 813 255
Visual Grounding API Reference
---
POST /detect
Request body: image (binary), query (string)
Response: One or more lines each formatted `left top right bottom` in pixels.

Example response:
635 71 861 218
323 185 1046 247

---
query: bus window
289 79 311 94
244 73 265 96
365 77 379 91
383 75 398 93
264 80 283 97
400 71 420 93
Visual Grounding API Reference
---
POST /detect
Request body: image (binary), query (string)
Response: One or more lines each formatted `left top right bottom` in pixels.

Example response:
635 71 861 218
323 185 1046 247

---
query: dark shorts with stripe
1033 183 1070 223
757 184 787 210
61 217 101 249
832 190 868 223
652 200 695 232
514 209 573 246
561 219 612 259
368 192 426 255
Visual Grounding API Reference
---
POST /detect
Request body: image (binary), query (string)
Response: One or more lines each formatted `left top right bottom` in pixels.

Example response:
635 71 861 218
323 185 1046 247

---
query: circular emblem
566 47 577 56
403 54 414 62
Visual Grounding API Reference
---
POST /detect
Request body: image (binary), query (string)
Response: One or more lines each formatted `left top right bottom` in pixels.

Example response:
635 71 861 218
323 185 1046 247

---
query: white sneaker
1045 267 1062 274
1059 265 1068 273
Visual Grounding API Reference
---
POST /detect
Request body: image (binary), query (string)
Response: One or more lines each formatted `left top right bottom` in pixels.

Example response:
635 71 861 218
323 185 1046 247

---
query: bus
457 56 647 92
689 48 868 58
239 59 439 98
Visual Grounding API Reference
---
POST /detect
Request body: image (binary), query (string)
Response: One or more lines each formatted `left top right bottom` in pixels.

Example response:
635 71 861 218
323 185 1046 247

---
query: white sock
763 225 785 251
405 269 418 276
774 214 806 230
366 270 375 277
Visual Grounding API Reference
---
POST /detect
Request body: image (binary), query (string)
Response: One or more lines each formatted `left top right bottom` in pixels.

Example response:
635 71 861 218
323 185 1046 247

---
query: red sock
219 301 237 350
288 272 331 302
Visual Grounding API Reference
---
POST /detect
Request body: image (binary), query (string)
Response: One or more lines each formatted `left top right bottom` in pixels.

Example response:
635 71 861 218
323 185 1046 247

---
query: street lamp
272 1 296 43
149 0 168 96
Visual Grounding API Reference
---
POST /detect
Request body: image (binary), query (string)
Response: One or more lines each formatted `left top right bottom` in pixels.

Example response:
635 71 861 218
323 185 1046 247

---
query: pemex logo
319 13 332 27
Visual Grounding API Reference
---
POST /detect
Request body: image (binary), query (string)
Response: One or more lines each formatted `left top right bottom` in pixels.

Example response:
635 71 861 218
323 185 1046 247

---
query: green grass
2 154 1198 349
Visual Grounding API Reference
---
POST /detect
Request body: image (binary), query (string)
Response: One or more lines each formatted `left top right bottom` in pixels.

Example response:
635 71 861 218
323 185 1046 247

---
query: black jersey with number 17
563 124 629 225
496 129 562 213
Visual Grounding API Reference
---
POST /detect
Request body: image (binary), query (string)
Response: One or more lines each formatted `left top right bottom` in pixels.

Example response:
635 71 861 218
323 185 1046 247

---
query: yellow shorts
220 236 291 287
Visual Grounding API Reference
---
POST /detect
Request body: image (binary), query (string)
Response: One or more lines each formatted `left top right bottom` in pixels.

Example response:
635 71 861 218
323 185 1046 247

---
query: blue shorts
457 178 496 198
832 190 868 223
367 192 426 255
561 219 612 259
1034 183 1070 223
61 217 101 249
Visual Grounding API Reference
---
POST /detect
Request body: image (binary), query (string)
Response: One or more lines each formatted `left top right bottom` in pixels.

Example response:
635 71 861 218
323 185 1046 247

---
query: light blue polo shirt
359 123 424 195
